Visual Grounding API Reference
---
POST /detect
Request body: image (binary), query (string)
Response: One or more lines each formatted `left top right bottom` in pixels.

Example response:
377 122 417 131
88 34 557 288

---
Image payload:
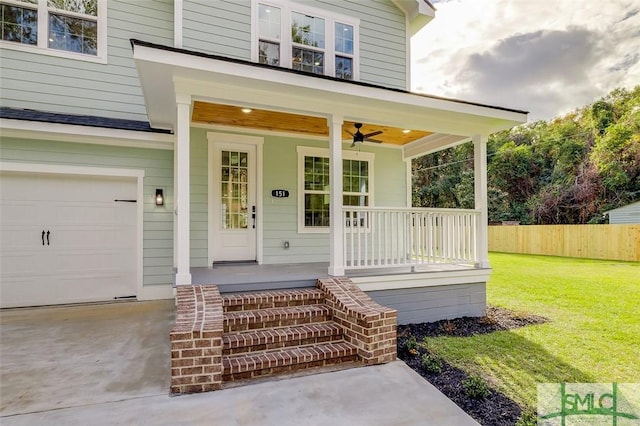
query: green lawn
423 253 640 421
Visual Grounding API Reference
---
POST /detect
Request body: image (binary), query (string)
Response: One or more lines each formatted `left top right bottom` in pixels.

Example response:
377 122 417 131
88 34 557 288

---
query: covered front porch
131 39 527 289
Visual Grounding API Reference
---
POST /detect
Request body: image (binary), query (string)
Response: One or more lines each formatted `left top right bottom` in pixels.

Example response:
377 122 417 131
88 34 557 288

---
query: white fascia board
352 268 491 292
402 133 470 160
391 0 435 36
132 43 527 135
0 118 174 150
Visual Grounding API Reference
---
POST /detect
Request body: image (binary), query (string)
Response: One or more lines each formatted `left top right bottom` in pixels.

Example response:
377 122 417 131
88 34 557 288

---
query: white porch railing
343 207 480 269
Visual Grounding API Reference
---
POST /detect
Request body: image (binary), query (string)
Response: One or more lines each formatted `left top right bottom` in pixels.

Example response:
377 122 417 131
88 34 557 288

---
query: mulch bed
397 306 549 426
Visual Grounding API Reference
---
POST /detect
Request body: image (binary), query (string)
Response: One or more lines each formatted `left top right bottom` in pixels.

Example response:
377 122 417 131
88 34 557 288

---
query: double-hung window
0 0 106 62
297 147 373 233
254 0 359 80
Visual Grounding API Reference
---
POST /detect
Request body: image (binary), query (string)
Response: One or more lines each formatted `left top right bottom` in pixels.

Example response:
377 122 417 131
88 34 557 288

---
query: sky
410 0 640 122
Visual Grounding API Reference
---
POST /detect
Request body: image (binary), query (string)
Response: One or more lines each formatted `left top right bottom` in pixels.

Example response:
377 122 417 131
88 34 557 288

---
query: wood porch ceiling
191 101 432 145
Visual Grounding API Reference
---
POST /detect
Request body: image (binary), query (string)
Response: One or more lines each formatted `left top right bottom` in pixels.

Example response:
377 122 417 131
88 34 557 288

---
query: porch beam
473 134 490 268
328 115 345 276
175 94 192 285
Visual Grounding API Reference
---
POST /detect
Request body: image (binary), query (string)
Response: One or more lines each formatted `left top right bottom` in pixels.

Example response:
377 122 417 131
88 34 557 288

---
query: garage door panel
1 171 139 308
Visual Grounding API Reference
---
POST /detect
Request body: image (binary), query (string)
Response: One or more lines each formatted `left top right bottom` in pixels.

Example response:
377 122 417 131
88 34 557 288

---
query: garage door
1 171 138 308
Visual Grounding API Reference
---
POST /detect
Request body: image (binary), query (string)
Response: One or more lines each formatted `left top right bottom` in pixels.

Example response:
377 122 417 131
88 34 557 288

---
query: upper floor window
0 0 106 62
253 0 359 80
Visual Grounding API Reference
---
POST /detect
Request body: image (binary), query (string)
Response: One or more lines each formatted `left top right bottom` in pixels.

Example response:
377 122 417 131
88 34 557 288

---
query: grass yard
423 253 640 419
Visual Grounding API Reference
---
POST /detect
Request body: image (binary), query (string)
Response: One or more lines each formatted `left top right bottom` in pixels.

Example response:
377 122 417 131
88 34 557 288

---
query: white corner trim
351 268 492 292
174 0 183 48
0 118 174 150
0 161 146 301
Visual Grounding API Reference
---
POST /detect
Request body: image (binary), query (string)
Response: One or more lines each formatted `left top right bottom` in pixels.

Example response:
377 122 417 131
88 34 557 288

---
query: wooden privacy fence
488 224 640 262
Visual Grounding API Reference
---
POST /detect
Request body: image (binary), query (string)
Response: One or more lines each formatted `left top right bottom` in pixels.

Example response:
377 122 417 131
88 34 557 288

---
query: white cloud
411 0 640 121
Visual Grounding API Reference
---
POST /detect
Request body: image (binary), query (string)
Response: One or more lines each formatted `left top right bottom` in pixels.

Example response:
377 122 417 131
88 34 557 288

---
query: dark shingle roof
0 107 171 134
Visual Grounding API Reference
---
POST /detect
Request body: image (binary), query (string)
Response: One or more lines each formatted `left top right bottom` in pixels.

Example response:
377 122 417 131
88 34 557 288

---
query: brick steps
222 288 325 311
221 288 359 383
223 304 330 332
222 341 358 381
223 322 343 355
171 281 397 393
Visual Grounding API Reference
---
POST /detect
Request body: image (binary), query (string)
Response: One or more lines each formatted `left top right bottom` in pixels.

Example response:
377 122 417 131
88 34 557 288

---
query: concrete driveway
0 300 478 426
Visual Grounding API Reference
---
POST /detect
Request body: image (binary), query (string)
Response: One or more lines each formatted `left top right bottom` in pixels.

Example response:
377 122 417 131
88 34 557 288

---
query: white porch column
473 134 490 268
175 94 192 285
328 115 345 276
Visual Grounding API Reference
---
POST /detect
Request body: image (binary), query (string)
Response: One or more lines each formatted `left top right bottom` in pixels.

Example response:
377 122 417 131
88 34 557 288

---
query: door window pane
220 150 249 229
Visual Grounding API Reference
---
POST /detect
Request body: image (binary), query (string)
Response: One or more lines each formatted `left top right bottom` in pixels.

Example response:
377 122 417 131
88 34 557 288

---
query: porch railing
343 207 480 269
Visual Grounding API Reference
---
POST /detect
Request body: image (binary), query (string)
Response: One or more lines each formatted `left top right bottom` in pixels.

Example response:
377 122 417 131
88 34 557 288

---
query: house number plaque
271 189 290 198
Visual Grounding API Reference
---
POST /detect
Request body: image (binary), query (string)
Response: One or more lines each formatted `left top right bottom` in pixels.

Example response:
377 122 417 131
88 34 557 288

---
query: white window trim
297 145 374 234
251 0 359 80
0 0 107 64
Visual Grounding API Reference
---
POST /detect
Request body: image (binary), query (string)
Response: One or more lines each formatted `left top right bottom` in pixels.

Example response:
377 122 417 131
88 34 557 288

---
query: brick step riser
224 334 342 355
224 298 325 312
224 314 330 333
223 355 358 381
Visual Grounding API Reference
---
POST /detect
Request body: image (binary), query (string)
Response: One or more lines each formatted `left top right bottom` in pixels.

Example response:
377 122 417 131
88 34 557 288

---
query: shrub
404 336 419 355
421 353 443 373
462 375 490 400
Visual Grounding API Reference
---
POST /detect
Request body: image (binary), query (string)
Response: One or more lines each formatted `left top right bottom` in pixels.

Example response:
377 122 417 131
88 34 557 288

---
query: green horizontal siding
182 0 252 60
0 137 175 287
0 0 173 121
181 0 407 89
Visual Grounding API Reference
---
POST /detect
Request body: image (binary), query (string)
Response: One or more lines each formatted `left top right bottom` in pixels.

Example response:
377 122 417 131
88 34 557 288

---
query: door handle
46 230 50 246
252 206 256 229
42 230 45 246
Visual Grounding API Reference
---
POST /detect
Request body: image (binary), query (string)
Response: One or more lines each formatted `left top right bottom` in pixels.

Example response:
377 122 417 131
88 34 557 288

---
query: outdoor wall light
155 189 164 206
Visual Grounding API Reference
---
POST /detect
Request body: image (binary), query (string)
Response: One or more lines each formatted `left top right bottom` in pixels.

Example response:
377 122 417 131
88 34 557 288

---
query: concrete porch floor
0 300 479 425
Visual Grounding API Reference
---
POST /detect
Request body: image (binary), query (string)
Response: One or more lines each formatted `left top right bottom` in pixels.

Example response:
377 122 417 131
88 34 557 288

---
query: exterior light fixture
402 129 411 134
155 189 164 206
241 108 252 113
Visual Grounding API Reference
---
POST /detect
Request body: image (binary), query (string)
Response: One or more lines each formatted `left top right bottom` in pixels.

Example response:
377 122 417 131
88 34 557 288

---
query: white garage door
1 171 138 308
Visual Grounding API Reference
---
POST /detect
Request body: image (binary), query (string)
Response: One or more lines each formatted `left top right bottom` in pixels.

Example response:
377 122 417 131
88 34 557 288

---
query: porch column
473 134 490 268
328 115 345 276
175 94 192 285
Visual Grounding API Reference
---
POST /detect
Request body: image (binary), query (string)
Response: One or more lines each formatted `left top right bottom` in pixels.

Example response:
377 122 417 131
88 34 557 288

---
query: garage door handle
42 230 45 246
46 230 50 246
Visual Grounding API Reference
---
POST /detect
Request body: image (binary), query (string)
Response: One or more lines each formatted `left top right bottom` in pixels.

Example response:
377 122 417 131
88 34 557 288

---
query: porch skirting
365 282 486 325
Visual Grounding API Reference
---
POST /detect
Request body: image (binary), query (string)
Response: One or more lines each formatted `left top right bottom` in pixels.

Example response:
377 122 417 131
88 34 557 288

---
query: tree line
412 86 640 224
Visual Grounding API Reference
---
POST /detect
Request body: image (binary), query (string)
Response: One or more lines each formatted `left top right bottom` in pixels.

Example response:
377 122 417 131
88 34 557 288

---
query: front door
210 143 257 262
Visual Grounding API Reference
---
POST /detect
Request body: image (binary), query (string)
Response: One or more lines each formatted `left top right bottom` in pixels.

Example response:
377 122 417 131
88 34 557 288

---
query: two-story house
0 0 527 326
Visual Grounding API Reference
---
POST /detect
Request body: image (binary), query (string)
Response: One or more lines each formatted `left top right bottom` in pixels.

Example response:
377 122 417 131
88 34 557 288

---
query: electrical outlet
283 241 290 249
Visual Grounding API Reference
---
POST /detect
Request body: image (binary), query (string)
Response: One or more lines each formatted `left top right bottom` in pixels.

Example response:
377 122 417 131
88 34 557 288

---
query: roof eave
131 40 527 137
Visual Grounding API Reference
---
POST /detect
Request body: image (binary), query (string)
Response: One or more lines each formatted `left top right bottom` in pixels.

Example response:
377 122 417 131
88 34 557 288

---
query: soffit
191 102 431 145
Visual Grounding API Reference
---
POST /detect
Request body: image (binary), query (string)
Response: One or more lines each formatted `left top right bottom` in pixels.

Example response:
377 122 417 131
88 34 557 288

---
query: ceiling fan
347 123 384 147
